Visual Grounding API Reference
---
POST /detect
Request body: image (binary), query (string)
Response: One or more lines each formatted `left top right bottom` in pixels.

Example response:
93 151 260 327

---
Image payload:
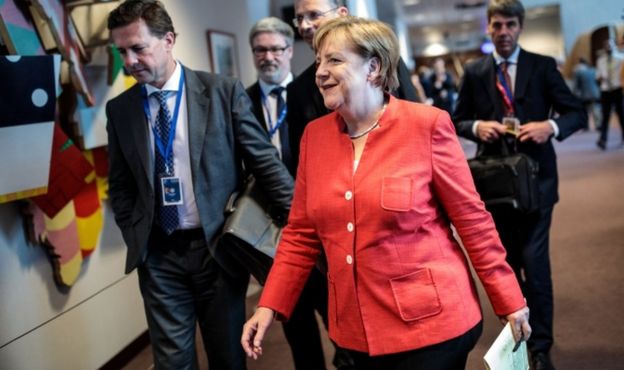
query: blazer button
346 255 353 264
345 191 353 200
347 222 354 232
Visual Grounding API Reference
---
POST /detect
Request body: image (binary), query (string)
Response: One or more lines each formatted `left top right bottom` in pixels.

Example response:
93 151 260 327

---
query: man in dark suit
246 17 295 174
105 1 293 369
453 1 585 369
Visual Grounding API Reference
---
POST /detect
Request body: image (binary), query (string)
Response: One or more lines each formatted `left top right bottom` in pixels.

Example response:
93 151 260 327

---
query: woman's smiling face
315 33 374 112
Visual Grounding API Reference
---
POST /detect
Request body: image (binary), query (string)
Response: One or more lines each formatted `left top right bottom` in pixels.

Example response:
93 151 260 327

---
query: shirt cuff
472 120 482 137
548 119 559 138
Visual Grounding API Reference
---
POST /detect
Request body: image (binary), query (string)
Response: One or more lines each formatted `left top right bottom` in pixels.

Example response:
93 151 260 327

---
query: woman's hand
501 306 531 344
241 307 275 359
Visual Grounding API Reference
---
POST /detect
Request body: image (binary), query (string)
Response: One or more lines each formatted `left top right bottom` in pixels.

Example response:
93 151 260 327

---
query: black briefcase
218 176 283 285
468 140 539 214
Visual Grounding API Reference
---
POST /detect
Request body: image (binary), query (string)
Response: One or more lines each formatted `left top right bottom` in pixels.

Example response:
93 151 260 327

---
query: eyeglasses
292 7 338 28
252 46 290 57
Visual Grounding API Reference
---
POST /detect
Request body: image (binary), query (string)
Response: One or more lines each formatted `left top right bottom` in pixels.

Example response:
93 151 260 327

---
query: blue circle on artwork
6 56 22 62
32 88 49 107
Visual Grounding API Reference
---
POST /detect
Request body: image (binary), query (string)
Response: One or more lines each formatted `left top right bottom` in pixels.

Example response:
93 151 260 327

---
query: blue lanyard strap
260 88 287 137
141 67 185 163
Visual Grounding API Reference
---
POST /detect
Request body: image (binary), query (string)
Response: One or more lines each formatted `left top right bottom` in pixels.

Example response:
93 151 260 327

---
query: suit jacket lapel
479 55 504 119
126 85 154 190
248 82 268 131
513 49 531 120
184 67 209 182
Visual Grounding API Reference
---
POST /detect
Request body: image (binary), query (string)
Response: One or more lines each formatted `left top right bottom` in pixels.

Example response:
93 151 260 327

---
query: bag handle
476 133 518 157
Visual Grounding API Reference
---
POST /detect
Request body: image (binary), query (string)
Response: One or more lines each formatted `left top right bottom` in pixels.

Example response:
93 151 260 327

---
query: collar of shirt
493 46 520 66
145 60 182 96
258 73 293 97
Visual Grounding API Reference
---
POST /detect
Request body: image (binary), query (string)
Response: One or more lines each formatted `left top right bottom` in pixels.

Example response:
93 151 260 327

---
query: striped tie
152 90 179 234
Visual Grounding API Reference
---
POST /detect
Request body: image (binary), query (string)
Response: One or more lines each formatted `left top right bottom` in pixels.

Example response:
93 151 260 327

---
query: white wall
523 0 624 54
0 202 146 369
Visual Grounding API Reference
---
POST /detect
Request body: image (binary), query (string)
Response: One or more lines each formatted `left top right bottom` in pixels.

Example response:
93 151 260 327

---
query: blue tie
270 87 291 168
152 90 179 234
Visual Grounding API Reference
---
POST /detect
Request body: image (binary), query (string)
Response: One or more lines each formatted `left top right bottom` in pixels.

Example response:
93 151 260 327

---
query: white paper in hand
483 322 529 370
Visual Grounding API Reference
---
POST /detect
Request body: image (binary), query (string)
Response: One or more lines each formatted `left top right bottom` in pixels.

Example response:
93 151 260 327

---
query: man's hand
477 121 507 143
518 120 554 144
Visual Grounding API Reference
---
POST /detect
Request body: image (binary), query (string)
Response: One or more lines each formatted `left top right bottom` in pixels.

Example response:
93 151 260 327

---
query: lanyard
260 88 287 137
496 64 514 115
141 68 185 167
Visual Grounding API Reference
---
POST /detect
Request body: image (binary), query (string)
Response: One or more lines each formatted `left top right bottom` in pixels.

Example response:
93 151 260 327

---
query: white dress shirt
145 61 200 229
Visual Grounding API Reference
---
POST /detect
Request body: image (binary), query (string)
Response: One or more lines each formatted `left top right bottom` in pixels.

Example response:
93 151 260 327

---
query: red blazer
259 96 525 355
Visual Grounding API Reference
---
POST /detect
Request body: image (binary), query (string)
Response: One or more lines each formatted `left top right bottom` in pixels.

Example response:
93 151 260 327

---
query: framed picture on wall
206 29 239 78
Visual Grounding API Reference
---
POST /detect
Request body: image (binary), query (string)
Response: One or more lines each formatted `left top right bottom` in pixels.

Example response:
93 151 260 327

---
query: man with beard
246 17 336 370
246 17 295 174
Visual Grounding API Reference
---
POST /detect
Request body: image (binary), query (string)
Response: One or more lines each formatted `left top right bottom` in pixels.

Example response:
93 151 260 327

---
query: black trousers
599 87 624 142
490 206 555 354
281 267 330 370
137 227 249 370
346 321 482 370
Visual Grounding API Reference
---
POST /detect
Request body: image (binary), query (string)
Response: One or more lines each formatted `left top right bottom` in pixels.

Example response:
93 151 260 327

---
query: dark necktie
500 61 513 99
152 90 179 234
270 86 291 169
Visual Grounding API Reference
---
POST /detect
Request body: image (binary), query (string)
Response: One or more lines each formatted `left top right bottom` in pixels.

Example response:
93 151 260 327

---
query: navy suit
107 67 293 369
453 49 585 354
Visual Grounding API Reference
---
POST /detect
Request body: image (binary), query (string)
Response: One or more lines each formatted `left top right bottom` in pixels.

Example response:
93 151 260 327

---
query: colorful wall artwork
0 55 60 203
29 0 95 105
0 0 45 55
75 63 134 149
29 146 108 287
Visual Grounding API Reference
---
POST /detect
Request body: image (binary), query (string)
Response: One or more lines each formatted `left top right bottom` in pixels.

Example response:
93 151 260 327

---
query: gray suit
107 66 293 273
106 66 293 369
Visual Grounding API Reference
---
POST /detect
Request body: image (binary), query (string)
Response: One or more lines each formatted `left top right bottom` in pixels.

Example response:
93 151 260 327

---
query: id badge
503 116 520 136
160 176 184 206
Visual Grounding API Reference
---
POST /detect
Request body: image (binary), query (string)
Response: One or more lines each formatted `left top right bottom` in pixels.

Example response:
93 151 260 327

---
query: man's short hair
249 17 294 47
107 0 176 38
487 0 525 26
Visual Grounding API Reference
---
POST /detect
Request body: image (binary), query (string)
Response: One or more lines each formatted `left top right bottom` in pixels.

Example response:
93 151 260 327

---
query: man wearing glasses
247 17 295 173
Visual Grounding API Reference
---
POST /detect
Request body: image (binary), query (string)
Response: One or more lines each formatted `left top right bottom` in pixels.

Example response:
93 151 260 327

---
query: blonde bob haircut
313 16 400 92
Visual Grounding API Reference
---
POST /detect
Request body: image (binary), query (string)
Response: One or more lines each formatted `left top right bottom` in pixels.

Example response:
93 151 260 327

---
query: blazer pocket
390 268 442 322
381 177 413 212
